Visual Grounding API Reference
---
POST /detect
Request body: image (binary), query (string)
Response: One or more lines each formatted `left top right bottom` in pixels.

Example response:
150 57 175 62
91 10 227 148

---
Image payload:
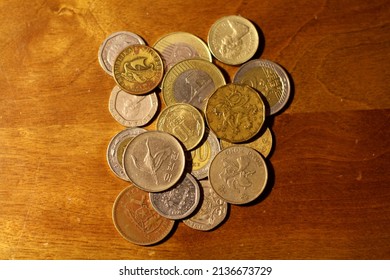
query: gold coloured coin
113 45 164 95
112 185 175 245
157 103 205 151
205 83 265 143
209 146 268 205
207 15 259 65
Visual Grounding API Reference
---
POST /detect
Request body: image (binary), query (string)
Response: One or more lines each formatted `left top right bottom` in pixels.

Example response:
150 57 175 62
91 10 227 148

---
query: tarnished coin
161 59 226 111
205 83 265 143
233 59 291 115
183 180 228 231
112 185 175 245
157 103 205 151
207 15 259 65
220 127 273 158
109 85 158 127
113 45 164 95
106 127 147 181
209 146 268 205
98 31 145 76
153 32 212 73
190 129 221 179
123 130 186 192
149 173 200 220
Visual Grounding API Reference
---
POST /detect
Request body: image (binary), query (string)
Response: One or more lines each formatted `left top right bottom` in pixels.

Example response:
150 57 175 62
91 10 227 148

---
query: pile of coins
99 15 291 245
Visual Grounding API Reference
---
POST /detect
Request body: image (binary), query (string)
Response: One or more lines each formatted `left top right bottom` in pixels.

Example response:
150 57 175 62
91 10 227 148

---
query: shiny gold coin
112 185 175 245
113 45 164 95
205 83 265 143
157 103 205 151
209 146 268 205
161 58 226 111
207 15 259 65
220 127 273 158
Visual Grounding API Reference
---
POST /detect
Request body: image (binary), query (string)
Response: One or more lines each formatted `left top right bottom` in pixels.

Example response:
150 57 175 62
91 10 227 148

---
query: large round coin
161 59 226 111
233 59 291 115
112 185 175 245
123 130 186 192
113 45 164 95
205 83 265 143
207 15 259 65
209 146 268 205
157 103 205 151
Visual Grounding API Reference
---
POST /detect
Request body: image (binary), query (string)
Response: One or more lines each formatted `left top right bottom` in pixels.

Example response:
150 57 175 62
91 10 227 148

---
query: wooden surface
0 0 389 260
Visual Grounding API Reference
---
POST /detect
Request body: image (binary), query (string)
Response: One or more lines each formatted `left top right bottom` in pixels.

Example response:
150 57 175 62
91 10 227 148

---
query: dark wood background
0 0 389 259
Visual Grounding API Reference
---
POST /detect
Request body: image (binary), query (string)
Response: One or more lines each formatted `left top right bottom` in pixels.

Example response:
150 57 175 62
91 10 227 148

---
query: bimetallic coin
220 127 273 158
106 127 146 181
207 15 259 65
98 31 145 76
157 103 205 151
205 83 265 143
153 32 212 73
123 131 186 192
233 59 291 115
209 146 268 205
149 173 200 220
109 85 158 127
112 185 175 245
113 45 164 95
190 129 221 179
161 59 226 111
183 180 228 231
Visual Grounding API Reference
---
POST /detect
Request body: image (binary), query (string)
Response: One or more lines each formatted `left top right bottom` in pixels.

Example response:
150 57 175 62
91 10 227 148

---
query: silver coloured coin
149 173 200 220
106 127 147 181
98 31 145 75
109 85 158 127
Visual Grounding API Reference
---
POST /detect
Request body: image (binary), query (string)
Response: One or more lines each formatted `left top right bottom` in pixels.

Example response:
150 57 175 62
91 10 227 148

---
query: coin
109 85 158 127
112 185 175 245
209 146 268 204
205 83 265 143
233 59 291 115
220 127 273 158
183 180 228 231
113 45 164 95
123 130 186 192
98 31 145 76
153 31 212 73
149 173 200 220
161 58 226 111
157 103 205 151
207 15 259 65
190 129 221 179
106 127 147 181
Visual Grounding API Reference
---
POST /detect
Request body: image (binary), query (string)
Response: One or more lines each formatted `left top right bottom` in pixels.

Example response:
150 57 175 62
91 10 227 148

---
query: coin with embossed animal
157 103 205 151
207 15 259 65
233 59 291 115
112 185 175 245
183 180 228 231
205 83 265 143
153 32 212 73
190 129 221 179
113 45 164 95
161 58 226 111
106 127 147 181
149 173 200 220
209 146 268 204
220 127 273 158
109 85 158 127
123 130 186 192
98 31 145 76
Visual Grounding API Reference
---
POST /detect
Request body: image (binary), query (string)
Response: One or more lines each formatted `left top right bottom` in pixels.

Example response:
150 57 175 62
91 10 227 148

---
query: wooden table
0 0 389 260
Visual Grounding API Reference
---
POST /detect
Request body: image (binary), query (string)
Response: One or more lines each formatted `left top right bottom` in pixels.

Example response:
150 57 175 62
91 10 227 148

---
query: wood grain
0 0 389 259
